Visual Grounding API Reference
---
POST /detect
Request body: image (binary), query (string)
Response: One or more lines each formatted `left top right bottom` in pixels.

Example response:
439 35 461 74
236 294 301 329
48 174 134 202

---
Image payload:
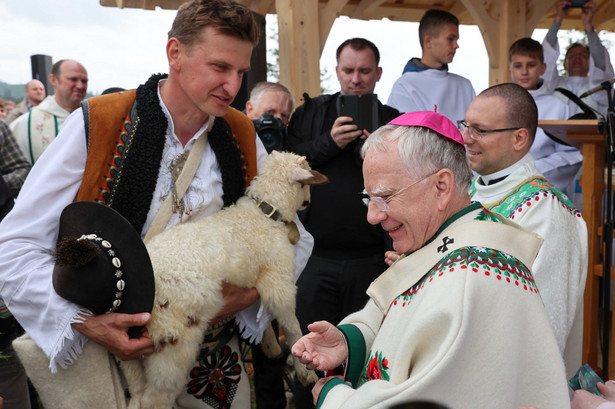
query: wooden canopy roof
99 0 615 110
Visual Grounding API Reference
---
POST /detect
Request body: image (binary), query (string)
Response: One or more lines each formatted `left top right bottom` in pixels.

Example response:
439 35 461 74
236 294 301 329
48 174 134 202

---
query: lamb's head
246 151 328 221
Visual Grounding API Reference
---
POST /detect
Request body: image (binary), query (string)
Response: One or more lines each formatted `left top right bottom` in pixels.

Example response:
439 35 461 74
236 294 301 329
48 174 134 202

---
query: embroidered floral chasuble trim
469 176 581 221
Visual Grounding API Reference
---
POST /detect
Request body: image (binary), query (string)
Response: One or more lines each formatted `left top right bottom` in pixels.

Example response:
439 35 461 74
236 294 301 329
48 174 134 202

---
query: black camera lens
252 113 286 153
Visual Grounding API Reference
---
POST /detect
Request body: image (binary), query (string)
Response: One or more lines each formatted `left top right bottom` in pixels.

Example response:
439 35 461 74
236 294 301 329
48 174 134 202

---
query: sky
2 1 615 102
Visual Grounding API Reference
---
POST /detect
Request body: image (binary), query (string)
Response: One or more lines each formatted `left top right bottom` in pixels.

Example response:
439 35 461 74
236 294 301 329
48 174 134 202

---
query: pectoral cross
437 236 454 253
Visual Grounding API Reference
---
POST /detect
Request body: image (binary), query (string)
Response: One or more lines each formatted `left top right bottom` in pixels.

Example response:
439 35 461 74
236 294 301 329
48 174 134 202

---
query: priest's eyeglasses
457 120 521 140
361 171 437 212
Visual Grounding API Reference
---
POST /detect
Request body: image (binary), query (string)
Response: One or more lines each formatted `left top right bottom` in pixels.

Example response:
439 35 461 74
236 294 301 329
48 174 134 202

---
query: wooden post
461 0 552 86
275 0 321 103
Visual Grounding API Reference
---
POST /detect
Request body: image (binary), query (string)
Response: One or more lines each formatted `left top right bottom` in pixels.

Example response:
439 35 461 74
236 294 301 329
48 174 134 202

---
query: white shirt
387 68 476 123
472 153 588 380
528 83 582 203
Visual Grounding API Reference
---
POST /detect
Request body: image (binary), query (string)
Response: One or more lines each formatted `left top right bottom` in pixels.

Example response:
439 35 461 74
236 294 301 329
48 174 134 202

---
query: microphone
579 78 615 98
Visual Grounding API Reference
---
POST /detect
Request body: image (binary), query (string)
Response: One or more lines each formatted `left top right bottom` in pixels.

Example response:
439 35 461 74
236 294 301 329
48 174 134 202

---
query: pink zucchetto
388 111 465 148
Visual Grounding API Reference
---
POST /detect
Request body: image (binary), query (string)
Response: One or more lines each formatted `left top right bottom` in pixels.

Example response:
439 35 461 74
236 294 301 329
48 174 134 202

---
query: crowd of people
0 0 613 408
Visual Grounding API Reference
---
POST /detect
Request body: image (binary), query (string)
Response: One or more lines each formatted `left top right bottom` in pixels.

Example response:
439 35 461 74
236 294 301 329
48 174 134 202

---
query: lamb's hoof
295 363 319 387
269 342 290 366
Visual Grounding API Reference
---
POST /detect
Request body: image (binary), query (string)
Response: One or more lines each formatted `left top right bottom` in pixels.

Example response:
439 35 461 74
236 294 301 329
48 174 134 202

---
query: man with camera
285 37 400 409
246 81 294 153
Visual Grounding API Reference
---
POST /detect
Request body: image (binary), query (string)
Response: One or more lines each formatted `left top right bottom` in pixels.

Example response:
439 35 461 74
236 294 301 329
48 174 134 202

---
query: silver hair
248 81 295 112
362 124 473 192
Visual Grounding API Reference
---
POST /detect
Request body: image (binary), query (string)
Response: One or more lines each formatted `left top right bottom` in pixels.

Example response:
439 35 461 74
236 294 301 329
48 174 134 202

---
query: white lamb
121 151 326 409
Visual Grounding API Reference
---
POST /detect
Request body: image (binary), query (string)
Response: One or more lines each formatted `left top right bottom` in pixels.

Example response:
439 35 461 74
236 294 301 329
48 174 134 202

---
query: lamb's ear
292 168 329 186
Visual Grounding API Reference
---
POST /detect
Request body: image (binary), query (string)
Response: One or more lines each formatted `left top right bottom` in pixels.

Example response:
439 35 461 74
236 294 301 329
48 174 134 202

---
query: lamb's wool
121 152 323 409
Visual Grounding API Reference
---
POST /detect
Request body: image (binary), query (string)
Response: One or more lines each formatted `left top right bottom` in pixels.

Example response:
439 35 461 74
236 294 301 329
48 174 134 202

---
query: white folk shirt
471 153 588 380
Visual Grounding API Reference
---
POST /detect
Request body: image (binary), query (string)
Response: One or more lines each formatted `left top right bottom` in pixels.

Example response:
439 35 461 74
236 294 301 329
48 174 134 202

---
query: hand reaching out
581 1 596 32
555 0 570 24
291 320 348 372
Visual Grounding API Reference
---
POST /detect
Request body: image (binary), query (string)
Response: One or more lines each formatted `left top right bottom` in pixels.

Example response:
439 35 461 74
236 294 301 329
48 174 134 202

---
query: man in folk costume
463 83 588 381
291 111 570 409
10 59 88 164
0 1 313 408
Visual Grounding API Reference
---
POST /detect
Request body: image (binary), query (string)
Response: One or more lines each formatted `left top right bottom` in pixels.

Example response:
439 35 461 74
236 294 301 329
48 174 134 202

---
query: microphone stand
601 84 614 379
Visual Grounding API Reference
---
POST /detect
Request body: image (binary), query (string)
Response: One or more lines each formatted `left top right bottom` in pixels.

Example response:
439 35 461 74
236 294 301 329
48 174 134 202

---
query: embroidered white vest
26 109 59 163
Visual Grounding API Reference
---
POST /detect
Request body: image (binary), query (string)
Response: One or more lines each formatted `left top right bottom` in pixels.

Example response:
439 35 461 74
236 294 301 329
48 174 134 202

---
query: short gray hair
362 125 472 192
248 81 295 112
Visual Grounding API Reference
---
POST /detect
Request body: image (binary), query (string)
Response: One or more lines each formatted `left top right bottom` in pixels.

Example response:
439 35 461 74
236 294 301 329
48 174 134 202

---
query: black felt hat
52 201 155 317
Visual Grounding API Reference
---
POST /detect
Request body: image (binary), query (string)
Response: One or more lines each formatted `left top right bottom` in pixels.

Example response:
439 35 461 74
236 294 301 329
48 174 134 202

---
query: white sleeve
0 108 90 372
515 196 588 354
541 31 565 94
587 31 615 114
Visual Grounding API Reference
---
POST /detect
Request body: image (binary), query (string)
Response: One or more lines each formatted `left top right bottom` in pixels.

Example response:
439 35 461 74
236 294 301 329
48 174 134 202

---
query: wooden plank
543 120 604 370
319 0 348 50
276 0 322 102
351 0 387 20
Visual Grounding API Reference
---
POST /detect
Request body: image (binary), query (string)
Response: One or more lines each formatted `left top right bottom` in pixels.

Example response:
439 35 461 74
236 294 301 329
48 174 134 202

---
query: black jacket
0 177 13 222
285 92 400 259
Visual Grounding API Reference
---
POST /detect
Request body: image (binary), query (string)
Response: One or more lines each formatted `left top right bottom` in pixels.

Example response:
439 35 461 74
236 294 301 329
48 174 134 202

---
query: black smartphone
336 94 379 132
567 0 589 7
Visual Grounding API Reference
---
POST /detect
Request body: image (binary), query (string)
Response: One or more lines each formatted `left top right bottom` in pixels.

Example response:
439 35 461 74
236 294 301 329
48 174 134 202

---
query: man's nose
366 201 386 225
461 127 472 145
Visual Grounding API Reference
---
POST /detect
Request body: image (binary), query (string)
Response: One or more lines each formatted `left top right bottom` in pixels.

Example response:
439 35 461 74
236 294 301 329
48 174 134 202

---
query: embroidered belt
198 317 236 359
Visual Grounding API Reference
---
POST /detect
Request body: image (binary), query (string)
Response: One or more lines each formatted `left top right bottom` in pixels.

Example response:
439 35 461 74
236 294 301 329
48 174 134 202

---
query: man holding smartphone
285 37 400 409
541 0 614 117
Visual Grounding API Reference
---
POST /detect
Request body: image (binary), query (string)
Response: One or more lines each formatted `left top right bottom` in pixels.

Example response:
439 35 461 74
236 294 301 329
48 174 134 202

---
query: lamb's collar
255 199 285 222
250 196 300 244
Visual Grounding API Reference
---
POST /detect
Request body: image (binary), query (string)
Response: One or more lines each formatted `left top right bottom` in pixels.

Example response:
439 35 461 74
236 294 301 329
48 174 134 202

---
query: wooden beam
449 2 466 18
143 0 156 10
525 0 556 35
594 0 615 31
351 0 387 20
319 0 348 51
249 0 275 15
276 0 321 102
462 0 530 86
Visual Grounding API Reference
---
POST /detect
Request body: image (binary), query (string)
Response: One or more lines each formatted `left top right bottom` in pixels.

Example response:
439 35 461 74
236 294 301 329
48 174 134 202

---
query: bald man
6 79 46 124
10 60 88 163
